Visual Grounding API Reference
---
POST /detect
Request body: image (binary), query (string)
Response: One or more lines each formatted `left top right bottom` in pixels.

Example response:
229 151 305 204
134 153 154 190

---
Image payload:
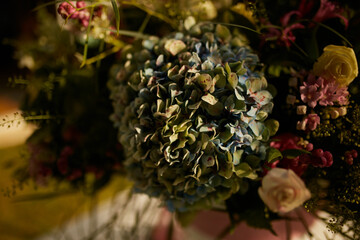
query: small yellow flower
313 45 358 86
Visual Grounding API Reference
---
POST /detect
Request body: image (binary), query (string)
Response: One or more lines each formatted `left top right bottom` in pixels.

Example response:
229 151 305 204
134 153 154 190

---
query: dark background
0 1 40 98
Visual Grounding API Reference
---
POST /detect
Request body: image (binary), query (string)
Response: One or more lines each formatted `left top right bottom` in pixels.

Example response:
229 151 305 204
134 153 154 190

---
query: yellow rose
313 45 358 86
258 168 311 213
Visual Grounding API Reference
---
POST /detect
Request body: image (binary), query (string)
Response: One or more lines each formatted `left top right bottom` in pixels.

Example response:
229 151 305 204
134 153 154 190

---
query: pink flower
281 0 315 26
306 74 324 87
270 133 302 151
318 81 338 106
305 113 320 131
57 2 78 19
258 168 311 213
278 156 309 176
57 1 90 27
76 1 86 8
300 83 323 108
298 114 321 131
300 74 349 107
313 0 348 28
270 134 311 176
318 80 349 106
334 86 350 105
268 0 348 48
281 23 305 47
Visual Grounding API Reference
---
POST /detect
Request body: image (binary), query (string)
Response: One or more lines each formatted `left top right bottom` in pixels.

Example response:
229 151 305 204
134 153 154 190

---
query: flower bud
296 105 307 115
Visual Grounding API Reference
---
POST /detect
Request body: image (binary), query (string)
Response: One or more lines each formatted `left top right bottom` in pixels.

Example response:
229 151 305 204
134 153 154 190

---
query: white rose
258 168 311 213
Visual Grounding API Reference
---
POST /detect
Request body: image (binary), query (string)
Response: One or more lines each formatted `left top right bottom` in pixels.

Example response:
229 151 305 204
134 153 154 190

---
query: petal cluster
110 23 274 210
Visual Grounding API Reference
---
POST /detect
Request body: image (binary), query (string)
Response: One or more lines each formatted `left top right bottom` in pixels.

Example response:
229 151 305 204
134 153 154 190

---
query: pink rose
258 168 311 213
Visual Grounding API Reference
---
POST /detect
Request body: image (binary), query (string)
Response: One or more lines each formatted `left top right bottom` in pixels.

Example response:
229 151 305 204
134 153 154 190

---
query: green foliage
282 149 310 159
111 0 121 35
225 187 280 235
265 147 282 163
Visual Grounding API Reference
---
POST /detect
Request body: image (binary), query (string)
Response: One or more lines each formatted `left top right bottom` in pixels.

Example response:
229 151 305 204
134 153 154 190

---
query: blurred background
0 1 36 88
0 2 118 240
0 1 350 239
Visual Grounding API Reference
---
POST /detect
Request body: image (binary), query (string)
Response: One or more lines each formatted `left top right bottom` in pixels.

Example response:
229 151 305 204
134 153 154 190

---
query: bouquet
7 0 360 239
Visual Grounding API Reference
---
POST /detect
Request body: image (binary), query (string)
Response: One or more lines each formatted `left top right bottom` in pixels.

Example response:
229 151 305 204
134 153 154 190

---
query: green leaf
204 101 224 116
218 159 233 179
216 24 231 42
196 74 213 91
234 162 257 179
229 61 243 73
227 72 238 89
233 149 244 165
282 149 310 159
201 93 218 105
225 62 231 75
225 189 279 236
266 148 282 163
265 119 279 137
111 0 120 35
219 128 233 143
214 74 226 88
244 154 261 168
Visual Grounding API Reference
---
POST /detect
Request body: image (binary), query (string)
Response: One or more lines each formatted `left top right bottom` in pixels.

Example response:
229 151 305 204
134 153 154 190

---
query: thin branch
120 0 177 28
300 20 353 47
80 6 95 68
138 13 151 34
213 22 261 34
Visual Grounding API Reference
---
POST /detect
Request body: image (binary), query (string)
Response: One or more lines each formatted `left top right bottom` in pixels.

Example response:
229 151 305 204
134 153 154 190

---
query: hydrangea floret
109 23 275 210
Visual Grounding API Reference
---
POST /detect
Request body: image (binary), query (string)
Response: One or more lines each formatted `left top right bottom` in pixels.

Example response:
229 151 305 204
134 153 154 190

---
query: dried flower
110 23 274 210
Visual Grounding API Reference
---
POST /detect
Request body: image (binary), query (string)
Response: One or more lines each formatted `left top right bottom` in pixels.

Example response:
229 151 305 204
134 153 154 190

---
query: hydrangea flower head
109 23 274 210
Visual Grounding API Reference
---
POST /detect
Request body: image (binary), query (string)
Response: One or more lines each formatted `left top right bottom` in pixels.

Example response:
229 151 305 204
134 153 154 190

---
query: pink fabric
152 208 315 240
151 209 185 240
192 209 314 240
